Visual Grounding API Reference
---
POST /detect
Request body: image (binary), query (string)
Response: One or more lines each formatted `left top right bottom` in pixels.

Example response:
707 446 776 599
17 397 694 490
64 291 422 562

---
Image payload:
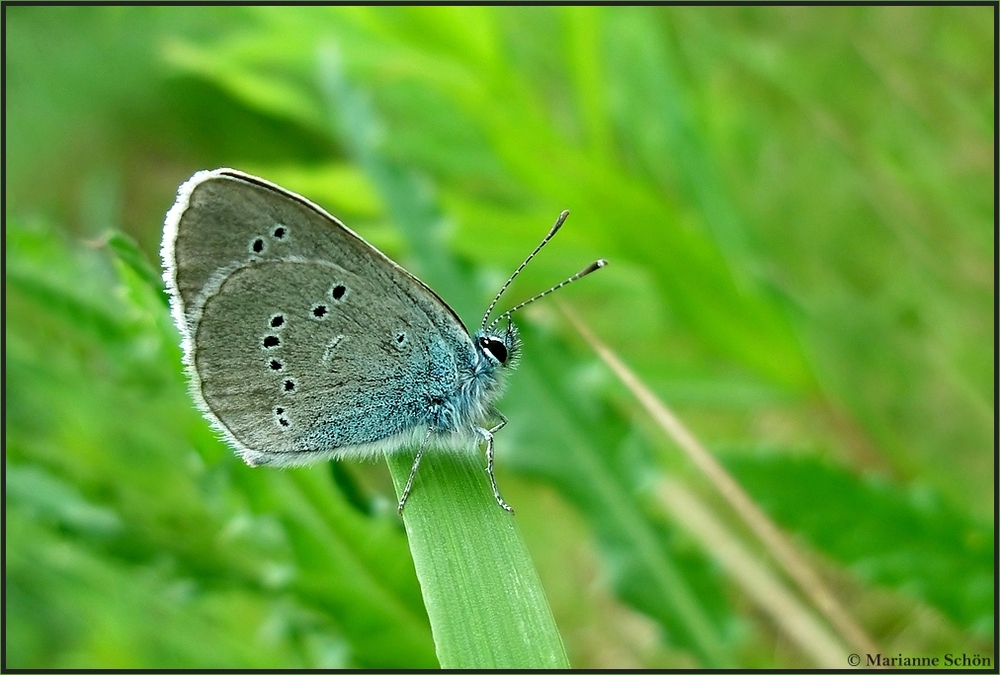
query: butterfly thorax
429 325 520 437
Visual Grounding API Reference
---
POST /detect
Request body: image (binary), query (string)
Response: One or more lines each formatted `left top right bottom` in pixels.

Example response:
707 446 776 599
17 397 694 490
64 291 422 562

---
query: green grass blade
388 453 569 668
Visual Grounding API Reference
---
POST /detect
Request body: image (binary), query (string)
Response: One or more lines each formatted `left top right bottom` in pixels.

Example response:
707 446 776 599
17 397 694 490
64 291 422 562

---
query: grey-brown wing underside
161 170 475 463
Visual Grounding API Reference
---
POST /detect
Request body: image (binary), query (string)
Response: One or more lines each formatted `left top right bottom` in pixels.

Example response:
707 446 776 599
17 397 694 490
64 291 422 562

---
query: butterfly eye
479 336 508 364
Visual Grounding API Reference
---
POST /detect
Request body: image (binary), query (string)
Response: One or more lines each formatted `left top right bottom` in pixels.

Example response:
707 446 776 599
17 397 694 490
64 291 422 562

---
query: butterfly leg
481 413 514 515
398 426 434 515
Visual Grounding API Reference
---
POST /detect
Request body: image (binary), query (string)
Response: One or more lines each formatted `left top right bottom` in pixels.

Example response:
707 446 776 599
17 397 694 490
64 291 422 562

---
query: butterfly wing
162 169 477 465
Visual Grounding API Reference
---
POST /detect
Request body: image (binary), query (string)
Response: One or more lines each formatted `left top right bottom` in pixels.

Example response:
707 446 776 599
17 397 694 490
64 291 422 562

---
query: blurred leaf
162 38 328 136
104 231 167 304
7 463 123 538
725 454 994 637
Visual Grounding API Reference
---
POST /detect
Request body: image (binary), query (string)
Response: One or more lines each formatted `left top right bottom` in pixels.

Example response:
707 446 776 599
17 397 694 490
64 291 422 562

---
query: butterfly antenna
486 258 607 332
481 210 571 331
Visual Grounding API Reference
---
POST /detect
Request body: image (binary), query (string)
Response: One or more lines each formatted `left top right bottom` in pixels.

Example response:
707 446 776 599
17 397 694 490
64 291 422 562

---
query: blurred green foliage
5 6 993 668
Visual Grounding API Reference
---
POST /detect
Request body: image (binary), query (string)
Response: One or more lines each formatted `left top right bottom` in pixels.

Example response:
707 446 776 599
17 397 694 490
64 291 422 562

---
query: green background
5 5 993 669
